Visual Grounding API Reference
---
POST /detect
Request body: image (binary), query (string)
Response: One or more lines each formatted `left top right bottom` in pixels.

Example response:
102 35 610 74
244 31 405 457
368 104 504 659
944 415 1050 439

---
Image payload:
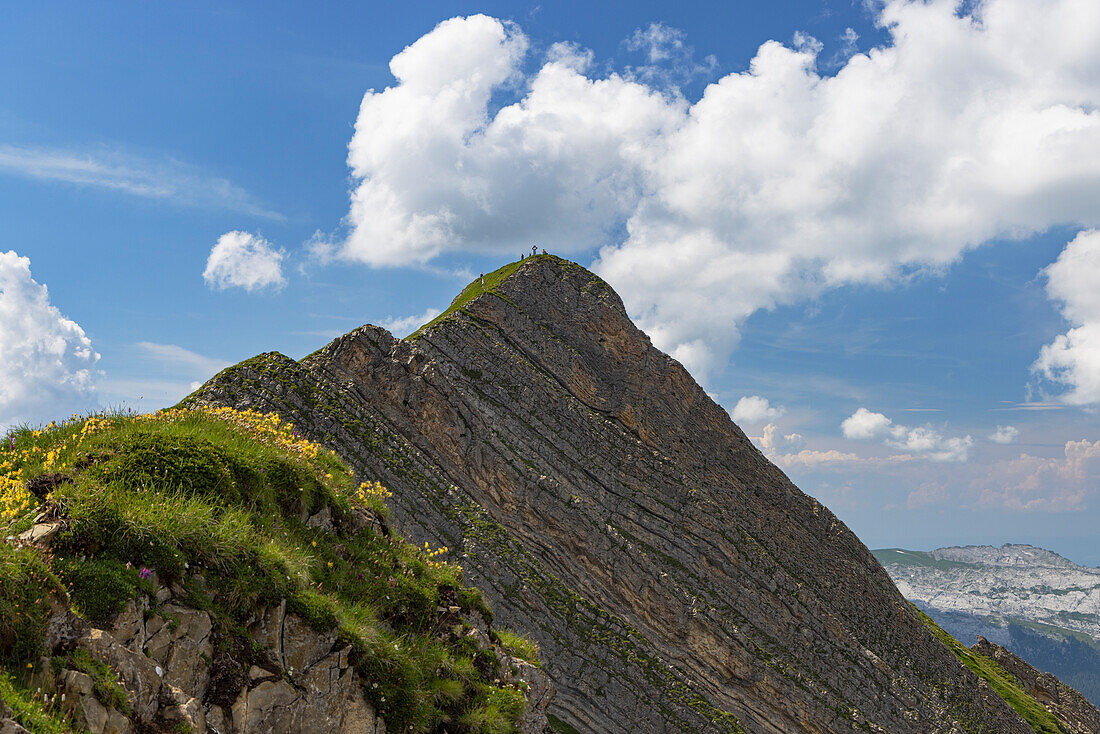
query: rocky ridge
972 636 1100 734
1 555 549 734
186 254 1066 733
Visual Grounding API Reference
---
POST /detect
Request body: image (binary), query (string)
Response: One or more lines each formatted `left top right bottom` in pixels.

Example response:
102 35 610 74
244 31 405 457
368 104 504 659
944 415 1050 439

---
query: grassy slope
408 255 559 339
0 408 538 734
918 610 1070 734
871 548 979 571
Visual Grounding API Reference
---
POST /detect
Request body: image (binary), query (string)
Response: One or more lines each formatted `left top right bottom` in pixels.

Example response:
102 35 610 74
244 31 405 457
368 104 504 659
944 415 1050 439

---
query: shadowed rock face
186 255 1033 733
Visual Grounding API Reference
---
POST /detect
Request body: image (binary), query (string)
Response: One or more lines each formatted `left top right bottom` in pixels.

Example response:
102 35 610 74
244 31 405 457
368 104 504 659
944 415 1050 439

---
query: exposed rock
305 505 334 532
21 586 544 734
16 520 63 546
103 708 131 734
78 628 163 721
502 656 553 733
160 603 214 696
161 683 206 732
187 254 1041 732
0 719 30 734
973 636 1100 734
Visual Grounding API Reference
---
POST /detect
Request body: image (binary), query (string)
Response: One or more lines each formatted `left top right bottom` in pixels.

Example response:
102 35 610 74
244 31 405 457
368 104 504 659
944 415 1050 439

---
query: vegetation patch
919 610 1070 734
407 254 585 339
493 629 540 667
0 671 73 734
1 407 541 733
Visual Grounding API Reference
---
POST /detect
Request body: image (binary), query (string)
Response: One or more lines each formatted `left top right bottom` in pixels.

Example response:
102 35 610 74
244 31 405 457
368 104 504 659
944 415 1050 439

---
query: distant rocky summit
875 544 1100 707
181 254 1099 733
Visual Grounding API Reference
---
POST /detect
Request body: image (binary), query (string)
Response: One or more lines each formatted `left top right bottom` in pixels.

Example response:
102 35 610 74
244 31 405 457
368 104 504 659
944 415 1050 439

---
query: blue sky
3 1 1099 563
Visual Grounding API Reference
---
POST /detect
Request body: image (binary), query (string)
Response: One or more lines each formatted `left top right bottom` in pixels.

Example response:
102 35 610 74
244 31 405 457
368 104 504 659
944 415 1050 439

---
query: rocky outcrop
187 255 1044 732
17 586 386 734
3 549 551 734
973 636 1100 734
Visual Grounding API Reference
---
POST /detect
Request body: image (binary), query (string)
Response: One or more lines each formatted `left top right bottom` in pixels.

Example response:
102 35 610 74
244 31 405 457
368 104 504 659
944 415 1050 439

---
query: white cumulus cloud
841 407 973 462
757 423 805 453
322 2 1100 380
730 395 785 424
204 231 286 292
988 425 1020 444
971 438 1100 511
0 251 99 430
1032 229 1100 406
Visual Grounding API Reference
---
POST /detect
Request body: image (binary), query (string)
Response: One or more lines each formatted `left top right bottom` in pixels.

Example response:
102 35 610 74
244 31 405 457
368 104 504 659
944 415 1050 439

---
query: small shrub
65 648 133 715
53 556 140 625
494 629 540 666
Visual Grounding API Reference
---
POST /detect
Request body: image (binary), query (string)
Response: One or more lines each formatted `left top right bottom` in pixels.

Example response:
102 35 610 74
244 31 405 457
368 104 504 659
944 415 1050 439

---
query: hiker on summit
531 244 537 257
480 273 484 286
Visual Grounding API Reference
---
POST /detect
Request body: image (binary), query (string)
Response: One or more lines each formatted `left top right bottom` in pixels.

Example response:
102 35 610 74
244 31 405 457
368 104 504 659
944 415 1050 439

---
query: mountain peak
184 262 1058 733
410 254 620 339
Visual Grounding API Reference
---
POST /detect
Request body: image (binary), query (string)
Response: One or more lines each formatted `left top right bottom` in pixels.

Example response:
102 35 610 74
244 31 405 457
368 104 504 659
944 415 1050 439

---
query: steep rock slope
875 545 1100 705
188 255 1036 733
972 637 1100 734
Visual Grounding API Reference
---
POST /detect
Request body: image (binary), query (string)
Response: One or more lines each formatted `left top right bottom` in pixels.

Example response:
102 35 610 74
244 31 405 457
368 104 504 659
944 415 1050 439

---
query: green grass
918 610 1069 734
407 256 548 339
1 408 540 733
0 671 75 733
494 628 540 667
547 714 582 734
871 548 979 571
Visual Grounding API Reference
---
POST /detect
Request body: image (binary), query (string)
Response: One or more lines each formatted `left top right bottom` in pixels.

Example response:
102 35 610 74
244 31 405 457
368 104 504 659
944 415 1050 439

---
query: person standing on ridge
531 244 537 257
480 273 484 287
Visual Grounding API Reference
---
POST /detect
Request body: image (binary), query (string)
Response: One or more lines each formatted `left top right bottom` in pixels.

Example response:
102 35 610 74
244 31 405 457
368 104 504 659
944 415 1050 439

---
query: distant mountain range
874 544 1100 706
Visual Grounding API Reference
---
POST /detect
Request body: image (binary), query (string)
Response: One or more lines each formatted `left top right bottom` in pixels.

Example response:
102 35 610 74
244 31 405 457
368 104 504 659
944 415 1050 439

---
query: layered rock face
972 637 1100 734
188 255 1036 733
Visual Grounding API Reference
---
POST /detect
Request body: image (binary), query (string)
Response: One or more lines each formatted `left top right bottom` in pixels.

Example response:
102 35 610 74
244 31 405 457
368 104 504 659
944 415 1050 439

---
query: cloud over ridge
330 1 1100 379
841 407 973 462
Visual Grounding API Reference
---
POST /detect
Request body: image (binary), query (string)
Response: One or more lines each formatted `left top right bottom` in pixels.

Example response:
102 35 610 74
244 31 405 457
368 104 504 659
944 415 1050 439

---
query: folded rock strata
188 255 1042 733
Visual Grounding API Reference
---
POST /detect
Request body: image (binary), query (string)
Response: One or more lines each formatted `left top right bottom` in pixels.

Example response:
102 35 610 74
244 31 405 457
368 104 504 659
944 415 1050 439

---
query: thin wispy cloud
135 342 231 377
0 144 283 220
